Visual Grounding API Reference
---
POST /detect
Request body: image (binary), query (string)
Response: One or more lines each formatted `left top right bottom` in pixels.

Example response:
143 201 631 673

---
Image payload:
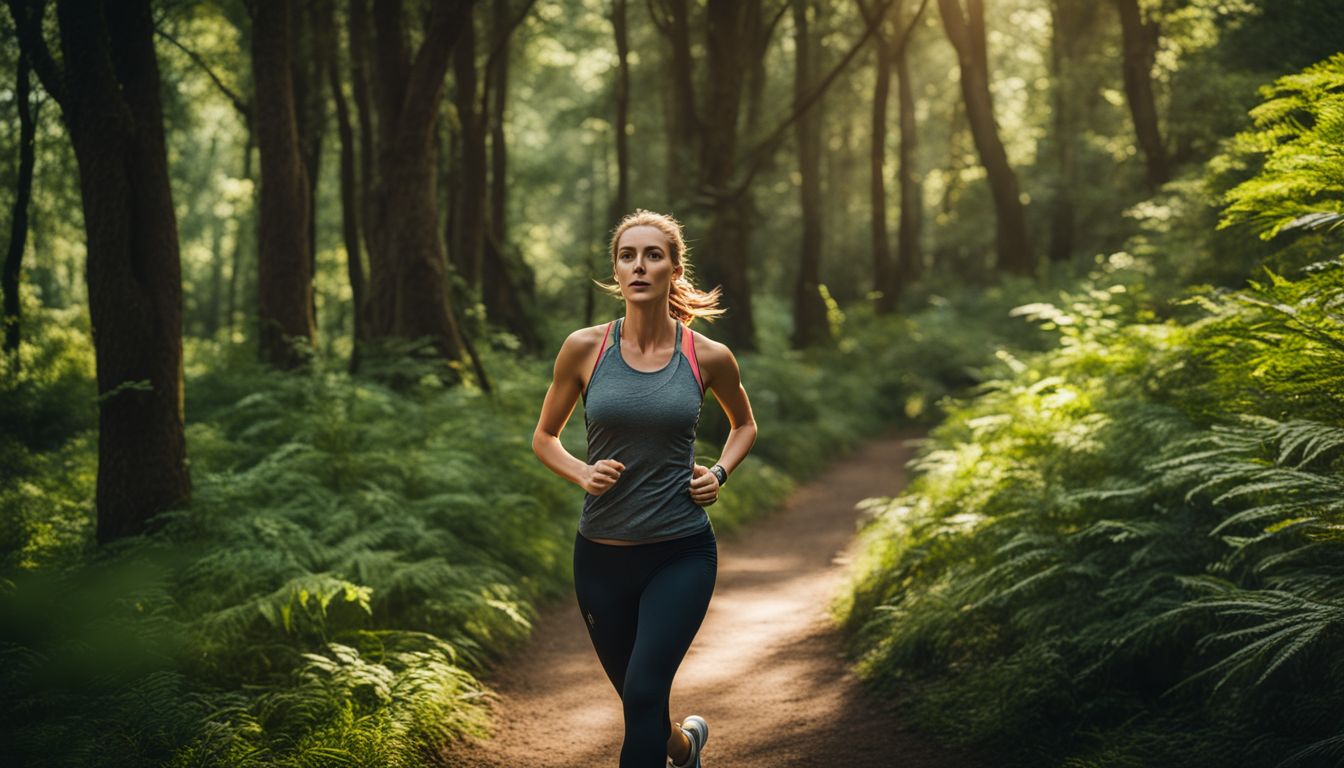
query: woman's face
614 225 682 304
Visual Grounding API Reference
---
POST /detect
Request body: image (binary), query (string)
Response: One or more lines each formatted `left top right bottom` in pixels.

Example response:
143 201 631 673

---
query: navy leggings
573 524 718 768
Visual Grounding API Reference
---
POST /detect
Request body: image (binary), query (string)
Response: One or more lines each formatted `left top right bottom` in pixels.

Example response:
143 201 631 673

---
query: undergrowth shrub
837 54 1344 768
2 286 1031 766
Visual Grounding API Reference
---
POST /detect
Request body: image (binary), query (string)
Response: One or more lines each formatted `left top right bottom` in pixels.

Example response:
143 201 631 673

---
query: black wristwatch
710 464 728 486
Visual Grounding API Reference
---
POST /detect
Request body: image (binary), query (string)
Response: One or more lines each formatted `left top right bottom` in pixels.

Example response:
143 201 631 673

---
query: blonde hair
593 209 726 326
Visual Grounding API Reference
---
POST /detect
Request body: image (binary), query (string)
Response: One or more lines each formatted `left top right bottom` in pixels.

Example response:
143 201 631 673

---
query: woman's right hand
582 458 625 495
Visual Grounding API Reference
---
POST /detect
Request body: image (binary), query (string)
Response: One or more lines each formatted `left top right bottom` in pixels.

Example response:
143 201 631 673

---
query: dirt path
443 426 983 767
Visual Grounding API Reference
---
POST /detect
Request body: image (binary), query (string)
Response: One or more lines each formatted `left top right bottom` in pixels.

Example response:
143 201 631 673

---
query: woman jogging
532 209 758 767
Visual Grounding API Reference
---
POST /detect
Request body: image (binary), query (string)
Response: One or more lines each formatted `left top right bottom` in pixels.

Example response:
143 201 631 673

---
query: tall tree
294 2 336 330
859 0 927 313
3 46 37 363
695 0 760 349
892 0 926 287
7 0 191 542
328 2 366 372
1113 0 1168 189
1046 0 1102 263
936 0 1032 275
647 0 697 210
251 0 316 369
790 0 829 349
480 0 540 353
450 2 487 291
365 0 472 373
609 0 630 221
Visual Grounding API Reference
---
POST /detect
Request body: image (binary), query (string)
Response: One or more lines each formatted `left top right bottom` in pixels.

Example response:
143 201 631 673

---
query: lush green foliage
0 287 1037 766
838 54 1344 767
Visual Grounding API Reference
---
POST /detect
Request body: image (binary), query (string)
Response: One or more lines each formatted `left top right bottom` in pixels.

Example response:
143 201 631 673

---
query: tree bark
894 25 922 285
348 0 377 271
365 0 471 376
4 48 36 363
296 1 335 330
867 11 894 312
858 0 924 311
1047 0 1076 263
481 0 540 353
648 0 697 210
937 0 1032 275
610 0 630 220
696 0 758 350
8 0 191 542
791 0 829 349
451 3 486 292
252 0 316 369
1114 0 1168 189
329 6 365 372
227 129 253 343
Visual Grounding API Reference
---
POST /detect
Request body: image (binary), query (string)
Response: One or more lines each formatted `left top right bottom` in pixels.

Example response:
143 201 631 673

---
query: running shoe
670 715 708 768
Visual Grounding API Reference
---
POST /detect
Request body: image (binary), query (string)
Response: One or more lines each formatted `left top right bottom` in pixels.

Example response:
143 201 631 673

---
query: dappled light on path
443 427 985 767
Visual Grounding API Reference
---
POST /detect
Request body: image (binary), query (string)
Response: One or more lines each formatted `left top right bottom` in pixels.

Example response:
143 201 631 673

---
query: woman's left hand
689 464 720 506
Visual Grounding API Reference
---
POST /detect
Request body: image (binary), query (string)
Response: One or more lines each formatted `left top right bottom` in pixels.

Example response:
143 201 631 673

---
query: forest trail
442 426 984 767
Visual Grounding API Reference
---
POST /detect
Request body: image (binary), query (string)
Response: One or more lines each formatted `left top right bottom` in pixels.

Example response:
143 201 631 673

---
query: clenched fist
688 464 720 506
582 458 625 495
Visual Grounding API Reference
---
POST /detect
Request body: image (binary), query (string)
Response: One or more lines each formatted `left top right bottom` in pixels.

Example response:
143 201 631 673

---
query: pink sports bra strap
681 323 704 395
589 321 613 387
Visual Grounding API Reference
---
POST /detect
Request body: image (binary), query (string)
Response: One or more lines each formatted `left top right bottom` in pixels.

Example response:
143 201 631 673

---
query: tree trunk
481 0 541 354
937 0 1032 275
296 2 335 331
349 0 377 274
695 0 758 351
894 30 922 285
252 0 316 369
610 0 630 220
1114 0 1168 189
329 8 365 372
365 0 471 375
488 0 511 244
4 48 36 363
650 0 697 210
9 0 191 542
227 129 253 343
1047 0 1076 263
868 24 894 313
791 0 829 349
451 4 486 293
205 212 225 338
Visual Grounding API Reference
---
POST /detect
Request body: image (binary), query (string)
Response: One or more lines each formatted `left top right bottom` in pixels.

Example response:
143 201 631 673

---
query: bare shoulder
688 328 740 386
562 322 612 353
555 321 616 384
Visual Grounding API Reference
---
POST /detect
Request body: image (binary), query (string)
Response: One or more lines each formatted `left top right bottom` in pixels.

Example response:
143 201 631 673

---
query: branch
480 0 539 117
155 27 251 122
762 0 789 43
732 0 901 198
5 0 64 107
895 0 929 51
645 0 673 37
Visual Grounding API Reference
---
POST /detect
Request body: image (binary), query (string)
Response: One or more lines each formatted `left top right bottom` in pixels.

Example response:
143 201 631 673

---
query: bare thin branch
155 27 251 121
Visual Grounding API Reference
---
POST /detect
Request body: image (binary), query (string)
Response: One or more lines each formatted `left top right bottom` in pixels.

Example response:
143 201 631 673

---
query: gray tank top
580 317 712 541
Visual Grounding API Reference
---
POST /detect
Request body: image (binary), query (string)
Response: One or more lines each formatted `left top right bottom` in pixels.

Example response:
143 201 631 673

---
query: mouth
630 281 650 288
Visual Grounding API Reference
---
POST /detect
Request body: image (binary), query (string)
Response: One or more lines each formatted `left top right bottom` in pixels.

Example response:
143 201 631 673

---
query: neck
622 301 676 350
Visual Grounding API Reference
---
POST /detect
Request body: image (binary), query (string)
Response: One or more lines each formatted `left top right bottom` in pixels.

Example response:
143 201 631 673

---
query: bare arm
688 332 758 504
532 328 624 494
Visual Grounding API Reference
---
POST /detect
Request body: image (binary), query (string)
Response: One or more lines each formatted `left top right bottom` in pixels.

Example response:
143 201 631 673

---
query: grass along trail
442 426 985 767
